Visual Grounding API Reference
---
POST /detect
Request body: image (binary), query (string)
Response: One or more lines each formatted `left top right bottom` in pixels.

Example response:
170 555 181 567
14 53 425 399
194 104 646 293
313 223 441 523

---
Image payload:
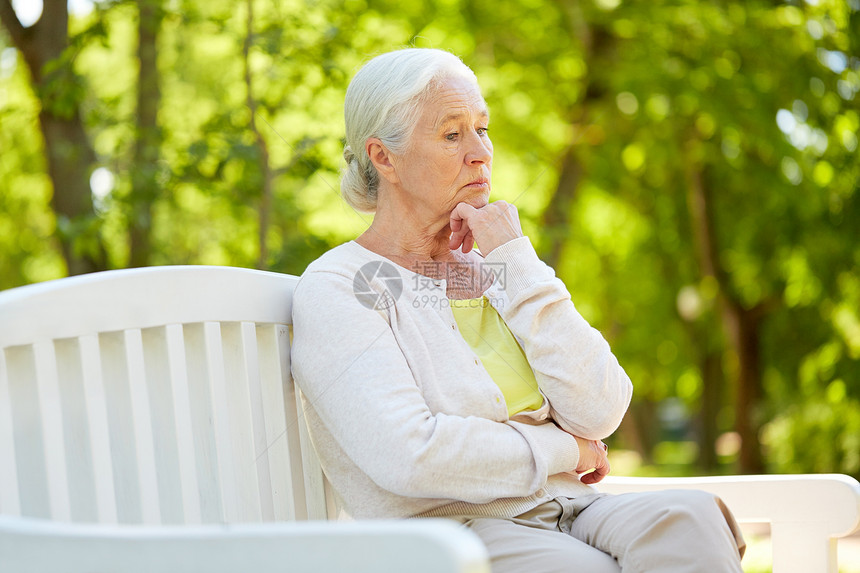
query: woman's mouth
463 178 489 189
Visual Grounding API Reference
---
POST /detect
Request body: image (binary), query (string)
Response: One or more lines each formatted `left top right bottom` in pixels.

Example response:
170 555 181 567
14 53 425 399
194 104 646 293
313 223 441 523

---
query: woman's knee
467 518 621 573
673 490 746 556
661 490 736 527
647 489 746 560
658 488 717 507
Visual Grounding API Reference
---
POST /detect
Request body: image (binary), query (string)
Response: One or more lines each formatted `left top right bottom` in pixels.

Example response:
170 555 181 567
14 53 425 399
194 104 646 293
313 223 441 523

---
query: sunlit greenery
1 0 858 481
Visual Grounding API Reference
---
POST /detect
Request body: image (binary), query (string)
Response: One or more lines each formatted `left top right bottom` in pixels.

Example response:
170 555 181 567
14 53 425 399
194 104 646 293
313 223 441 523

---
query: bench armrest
0 516 491 573
599 473 860 573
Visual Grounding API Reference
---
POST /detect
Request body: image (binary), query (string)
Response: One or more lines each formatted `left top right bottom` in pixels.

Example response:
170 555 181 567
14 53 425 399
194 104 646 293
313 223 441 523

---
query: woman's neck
355 220 491 299
354 190 490 297
356 204 456 271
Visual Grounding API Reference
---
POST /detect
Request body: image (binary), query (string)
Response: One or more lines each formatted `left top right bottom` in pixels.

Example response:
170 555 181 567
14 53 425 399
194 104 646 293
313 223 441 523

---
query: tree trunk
243 0 274 270
697 349 723 470
39 110 102 275
0 0 105 276
724 301 766 473
129 0 163 268
684 146 766 473
539 6 611 268
541 148 583 269
619 399 658 465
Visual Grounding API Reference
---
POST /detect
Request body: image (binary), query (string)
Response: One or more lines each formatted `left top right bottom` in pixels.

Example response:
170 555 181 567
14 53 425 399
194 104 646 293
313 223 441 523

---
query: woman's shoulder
294 240 409 305
302 240 366 275
292 244 360 321
308 240 405 277
293 242 365 300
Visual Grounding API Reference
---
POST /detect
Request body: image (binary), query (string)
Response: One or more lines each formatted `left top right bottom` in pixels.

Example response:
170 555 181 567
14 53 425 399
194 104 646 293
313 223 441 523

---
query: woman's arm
291 269 580 503
449 201 632 440
484 237 634 441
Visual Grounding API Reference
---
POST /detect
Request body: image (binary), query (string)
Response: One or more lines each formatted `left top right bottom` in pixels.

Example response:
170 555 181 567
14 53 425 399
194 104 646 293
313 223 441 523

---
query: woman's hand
448 200 524 255
572 436 611 484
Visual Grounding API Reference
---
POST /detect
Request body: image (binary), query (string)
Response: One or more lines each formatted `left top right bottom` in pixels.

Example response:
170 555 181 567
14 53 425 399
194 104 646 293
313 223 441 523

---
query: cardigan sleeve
484 237 633 441
291 268 580 502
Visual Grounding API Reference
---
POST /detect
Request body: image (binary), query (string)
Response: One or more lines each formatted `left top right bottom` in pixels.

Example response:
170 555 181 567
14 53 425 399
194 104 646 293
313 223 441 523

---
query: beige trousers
459 490 746 573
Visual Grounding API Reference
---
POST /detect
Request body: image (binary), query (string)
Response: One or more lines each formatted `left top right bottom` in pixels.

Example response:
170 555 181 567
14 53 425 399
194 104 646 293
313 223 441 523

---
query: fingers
579 449 611 484
574 439 611 484
448 225 474 253
449 216 462 233
448 229 472 251
461 231 475 253
448 203 476 251
580 459 610 484
448 200 523 255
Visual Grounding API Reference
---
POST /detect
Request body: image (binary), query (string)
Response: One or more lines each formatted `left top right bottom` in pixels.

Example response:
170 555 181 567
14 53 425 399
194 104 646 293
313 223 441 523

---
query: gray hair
341 48 479 213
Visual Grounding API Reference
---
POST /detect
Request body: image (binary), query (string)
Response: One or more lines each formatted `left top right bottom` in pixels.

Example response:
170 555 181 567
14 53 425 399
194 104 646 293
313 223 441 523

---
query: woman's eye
445 132 458 141
477 127 489 136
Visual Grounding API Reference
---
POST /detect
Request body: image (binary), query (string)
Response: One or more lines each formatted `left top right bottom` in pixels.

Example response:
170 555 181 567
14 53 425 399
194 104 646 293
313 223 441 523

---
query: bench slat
0 350 21 516
78 334 118 523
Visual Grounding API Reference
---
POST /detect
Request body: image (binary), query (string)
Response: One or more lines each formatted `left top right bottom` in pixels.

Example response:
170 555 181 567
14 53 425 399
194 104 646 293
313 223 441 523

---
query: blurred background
1 0 858 486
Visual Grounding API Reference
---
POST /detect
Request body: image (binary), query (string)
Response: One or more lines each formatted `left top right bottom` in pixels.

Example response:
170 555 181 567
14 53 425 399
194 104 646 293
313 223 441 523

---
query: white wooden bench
0 265 857 572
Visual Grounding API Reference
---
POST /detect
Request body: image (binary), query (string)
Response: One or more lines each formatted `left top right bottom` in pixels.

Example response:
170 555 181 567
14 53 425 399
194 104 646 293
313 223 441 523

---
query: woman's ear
366 138 399 184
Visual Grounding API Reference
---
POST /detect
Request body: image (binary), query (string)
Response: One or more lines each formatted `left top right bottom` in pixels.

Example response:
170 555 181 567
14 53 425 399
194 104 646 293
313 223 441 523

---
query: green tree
129 0 163 268
0 0 106 275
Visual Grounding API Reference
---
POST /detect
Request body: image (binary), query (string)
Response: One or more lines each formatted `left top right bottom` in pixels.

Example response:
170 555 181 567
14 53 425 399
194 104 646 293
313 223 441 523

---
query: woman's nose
466 131 492 164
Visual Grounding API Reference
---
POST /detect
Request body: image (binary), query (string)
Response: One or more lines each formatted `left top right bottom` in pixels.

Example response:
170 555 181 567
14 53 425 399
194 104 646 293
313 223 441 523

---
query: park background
1 0 858 495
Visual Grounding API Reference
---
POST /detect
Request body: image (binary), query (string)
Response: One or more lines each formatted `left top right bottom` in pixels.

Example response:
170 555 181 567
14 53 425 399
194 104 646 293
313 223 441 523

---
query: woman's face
390 75 493 219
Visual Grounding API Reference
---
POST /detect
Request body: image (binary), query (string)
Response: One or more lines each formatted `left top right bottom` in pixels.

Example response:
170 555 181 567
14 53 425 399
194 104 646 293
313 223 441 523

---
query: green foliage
763 393 860 476
0 43 63 288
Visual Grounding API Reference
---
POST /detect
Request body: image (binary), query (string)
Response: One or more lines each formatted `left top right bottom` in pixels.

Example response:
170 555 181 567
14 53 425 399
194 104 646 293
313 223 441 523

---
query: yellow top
450 297 543 417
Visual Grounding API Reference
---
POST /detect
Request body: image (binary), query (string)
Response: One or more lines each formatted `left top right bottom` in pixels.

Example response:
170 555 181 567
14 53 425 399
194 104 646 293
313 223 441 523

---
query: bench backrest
0 266 330 525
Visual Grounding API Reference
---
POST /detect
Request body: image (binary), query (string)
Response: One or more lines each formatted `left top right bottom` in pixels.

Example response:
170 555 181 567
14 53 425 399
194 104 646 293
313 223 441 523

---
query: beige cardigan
290 237 633 519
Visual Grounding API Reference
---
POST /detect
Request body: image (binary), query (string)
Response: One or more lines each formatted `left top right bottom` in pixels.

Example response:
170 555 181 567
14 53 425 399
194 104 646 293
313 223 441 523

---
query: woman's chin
446 192 490 217
465 192 490 209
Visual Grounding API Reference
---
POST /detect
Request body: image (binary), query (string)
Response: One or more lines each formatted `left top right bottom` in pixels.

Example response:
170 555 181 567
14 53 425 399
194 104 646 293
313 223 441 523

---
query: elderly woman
291 48 745 572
